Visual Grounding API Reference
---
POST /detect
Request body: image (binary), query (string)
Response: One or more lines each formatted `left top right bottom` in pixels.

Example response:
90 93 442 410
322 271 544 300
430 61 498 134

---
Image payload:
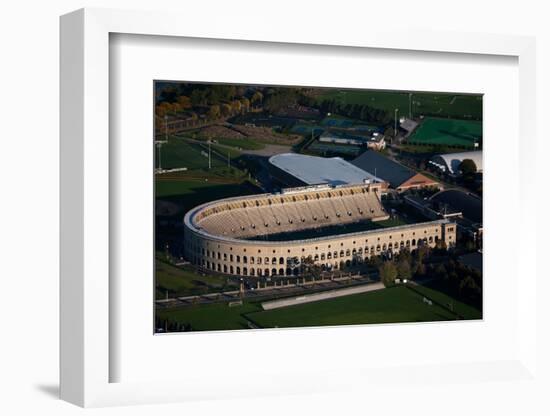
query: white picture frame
60 7 539 408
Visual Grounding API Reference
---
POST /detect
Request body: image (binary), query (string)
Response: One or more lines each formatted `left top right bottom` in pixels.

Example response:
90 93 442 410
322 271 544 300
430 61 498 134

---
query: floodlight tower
157 141 162 171
164 114 169 143
394 108 399 141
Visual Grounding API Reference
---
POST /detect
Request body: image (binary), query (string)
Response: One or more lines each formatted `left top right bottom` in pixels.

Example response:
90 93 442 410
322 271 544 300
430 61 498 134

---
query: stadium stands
195 184 389 238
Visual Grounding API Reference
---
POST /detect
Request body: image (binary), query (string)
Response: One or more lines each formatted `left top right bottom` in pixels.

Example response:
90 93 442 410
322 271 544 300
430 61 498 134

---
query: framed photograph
60 8 539 408
153 80 481 334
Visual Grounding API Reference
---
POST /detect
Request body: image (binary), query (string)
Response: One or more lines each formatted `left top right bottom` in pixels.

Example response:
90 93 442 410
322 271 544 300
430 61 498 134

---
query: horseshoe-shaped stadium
184 182 455 278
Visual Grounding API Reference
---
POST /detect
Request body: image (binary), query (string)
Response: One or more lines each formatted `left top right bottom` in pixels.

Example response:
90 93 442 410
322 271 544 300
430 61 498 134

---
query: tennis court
408 117 482 148
307 140 362 156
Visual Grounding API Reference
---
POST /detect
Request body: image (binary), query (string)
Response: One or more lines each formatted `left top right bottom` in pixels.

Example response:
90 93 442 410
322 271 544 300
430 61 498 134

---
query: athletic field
316 90 482 120
156 284 481 331
408 117 482 148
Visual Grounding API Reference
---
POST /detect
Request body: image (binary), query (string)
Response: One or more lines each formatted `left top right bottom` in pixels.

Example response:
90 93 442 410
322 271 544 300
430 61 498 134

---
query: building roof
351 150 435 189
431 151 483 175
268 153 383 186
430 189 482 224
399 118 419 133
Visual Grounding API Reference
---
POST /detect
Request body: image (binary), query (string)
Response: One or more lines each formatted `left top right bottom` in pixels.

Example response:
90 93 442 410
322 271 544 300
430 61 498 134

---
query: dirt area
231 124 301 144
198 125 246 139
194 123 301 145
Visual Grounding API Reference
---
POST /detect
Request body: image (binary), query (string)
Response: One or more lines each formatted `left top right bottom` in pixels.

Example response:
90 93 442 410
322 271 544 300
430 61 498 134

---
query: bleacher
194 184 389 239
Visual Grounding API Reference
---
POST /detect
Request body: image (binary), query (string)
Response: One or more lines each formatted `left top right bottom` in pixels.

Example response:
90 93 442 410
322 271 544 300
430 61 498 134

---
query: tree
250 91 263 107
379 261 398 287
220 103 233 117
176 95 192 110
301 256 321 279
397 259 412 281
207 105 220 120
459 159 477 181
415 244 430 264
434 263 448 279
231 100 242 114
240 97 250 112
191 89 209 106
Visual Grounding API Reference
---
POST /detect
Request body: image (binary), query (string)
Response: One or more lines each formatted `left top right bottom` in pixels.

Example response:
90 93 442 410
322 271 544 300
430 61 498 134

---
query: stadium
184 182 456 277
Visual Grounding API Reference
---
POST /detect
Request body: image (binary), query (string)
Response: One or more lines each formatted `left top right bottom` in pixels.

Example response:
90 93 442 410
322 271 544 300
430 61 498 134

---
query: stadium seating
194 184 389 238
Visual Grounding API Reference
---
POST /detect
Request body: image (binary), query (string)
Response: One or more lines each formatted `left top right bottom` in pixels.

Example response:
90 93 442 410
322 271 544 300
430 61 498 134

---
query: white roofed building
268 153 387 189
429 151 483 176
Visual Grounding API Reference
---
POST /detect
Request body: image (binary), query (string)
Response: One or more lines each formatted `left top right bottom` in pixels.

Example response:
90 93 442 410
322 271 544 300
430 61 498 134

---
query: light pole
394 108 399 142
157 142 162 171
164 115 169 143
208 142 211 170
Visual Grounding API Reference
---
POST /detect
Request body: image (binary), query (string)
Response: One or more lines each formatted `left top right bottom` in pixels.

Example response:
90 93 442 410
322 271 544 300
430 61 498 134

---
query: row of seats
196 191 387 238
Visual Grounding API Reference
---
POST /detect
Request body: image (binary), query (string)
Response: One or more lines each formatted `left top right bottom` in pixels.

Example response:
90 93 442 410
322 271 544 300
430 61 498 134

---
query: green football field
408 117 482 147
156 285 482 332
246 285 461 328
155 137 240 170
316 90 482 120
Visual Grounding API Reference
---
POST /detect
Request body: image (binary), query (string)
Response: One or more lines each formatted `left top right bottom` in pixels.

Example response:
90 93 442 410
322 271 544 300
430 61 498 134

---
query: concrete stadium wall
183 219 456 278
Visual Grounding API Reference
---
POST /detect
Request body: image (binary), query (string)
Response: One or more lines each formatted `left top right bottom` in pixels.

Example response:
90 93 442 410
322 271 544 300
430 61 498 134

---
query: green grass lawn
246 286 458 329
243 217 411 242
156 284 480 332
316 90 482 120
155 259 237 299
210 143 243 160
408 117 482 148
156 301 262 331
155 137 248 170
374 217 409 228
406 284 482 320
215 137 265 150
155 174 258 216
155 139 218 170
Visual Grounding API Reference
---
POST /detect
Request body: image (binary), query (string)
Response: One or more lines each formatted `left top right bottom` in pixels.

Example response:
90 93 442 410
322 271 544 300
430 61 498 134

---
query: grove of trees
319 99 392 125
376 243 481 310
